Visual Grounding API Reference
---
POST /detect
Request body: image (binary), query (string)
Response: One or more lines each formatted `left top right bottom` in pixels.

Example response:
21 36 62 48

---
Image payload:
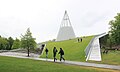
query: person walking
78 38 80 42
58 48 65 61
80 38 82 42
45 48 48 58
53 47 58 62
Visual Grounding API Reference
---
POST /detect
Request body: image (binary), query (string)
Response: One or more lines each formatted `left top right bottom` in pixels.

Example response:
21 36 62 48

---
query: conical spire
61 11 72 27
56 11 76 41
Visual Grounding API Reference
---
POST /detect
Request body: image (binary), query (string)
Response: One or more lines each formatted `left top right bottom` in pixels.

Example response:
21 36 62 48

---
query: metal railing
84 36 96 61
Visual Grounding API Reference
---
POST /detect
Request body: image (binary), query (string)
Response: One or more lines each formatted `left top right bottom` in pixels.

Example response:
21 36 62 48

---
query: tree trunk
28 48 29 57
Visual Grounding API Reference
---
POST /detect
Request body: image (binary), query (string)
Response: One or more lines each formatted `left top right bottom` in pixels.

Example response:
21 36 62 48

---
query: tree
12 38 21 49
21 28 36 57
109 13 120 45
107 37 112 49
0 37 8 50
7 37 14 50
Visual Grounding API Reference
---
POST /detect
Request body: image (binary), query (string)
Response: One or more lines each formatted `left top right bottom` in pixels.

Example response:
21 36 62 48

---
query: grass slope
0 56 119 72
41 36 93 61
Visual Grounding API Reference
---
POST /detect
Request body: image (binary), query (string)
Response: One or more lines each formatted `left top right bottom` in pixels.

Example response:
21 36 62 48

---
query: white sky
0 0 120 43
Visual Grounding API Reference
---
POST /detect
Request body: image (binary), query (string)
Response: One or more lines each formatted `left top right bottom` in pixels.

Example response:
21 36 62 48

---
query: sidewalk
0 52 120 70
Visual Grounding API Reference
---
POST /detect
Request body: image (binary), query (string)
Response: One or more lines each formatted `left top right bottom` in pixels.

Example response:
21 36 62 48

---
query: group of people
45 47 65 62
78 37 82 42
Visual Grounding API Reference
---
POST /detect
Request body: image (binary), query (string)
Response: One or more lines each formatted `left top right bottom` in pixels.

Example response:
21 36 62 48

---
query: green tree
107 37 112 48
21 28 36 57
12 38 21 49
0 37 8 50
7 37 14 50
109 13 120 45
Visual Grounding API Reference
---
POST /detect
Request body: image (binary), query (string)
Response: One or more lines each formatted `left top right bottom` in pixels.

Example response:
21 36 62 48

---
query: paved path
0 52 120 70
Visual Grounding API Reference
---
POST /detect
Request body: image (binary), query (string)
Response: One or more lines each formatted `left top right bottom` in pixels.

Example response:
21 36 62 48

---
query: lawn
89 50 120 65
102 50 120 65
0 56 119 72
40 36 93 61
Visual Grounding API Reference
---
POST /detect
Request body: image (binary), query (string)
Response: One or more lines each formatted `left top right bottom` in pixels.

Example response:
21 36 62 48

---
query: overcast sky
0 0 120 43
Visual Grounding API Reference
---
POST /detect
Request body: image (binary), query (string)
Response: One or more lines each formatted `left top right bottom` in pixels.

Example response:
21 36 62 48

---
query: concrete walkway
0 52 120 70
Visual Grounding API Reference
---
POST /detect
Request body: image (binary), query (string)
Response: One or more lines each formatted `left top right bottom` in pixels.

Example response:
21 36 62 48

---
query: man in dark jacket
53 47 58 62
58 48 65 61
45 48 48 58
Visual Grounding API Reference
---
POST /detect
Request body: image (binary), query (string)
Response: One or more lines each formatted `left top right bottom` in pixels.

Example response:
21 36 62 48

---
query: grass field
0 56 119 72
101 50 120 65
40 35 120 65
40 36 93 61
89 50 120 65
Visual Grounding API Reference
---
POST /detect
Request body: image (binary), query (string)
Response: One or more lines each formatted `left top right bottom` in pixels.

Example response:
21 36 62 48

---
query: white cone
56 11 76 41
